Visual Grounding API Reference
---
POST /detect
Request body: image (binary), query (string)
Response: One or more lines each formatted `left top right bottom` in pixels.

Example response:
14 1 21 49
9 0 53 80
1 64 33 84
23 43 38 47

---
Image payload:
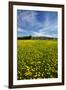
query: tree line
17 36 57 40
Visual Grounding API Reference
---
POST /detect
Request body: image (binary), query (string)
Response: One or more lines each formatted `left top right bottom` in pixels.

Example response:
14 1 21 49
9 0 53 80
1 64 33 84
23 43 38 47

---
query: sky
17 10 58 38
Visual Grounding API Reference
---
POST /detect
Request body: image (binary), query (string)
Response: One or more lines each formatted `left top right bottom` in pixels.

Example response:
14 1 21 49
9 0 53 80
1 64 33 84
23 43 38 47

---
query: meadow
17 40 58 80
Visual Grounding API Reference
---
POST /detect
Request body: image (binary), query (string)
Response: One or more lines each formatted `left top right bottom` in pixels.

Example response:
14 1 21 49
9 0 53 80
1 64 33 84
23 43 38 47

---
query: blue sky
17 10 58 38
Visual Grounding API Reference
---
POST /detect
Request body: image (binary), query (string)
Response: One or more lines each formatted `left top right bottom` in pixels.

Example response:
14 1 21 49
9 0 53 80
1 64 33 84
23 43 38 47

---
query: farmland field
17 40 58 80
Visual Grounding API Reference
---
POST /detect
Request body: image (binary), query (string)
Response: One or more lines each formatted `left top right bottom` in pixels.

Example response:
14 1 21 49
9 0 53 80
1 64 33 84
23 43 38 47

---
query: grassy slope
17 40 58 80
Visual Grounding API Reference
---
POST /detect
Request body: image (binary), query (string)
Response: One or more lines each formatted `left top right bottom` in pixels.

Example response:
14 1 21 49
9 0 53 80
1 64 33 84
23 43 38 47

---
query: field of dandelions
17 40 58 80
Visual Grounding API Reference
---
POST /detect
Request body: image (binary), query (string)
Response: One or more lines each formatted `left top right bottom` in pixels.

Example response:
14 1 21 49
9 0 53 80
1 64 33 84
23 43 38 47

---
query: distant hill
17 36 57 40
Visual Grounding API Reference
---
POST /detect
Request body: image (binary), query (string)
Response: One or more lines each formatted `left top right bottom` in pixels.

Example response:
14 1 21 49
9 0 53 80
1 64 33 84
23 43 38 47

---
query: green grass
17 40 58 80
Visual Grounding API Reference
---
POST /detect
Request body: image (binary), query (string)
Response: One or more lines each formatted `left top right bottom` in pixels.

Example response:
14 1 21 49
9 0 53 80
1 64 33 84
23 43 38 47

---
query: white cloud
17 10 43 31
33 32 45 36
33 31 57 38
17 27 26 33
33 21 58 38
